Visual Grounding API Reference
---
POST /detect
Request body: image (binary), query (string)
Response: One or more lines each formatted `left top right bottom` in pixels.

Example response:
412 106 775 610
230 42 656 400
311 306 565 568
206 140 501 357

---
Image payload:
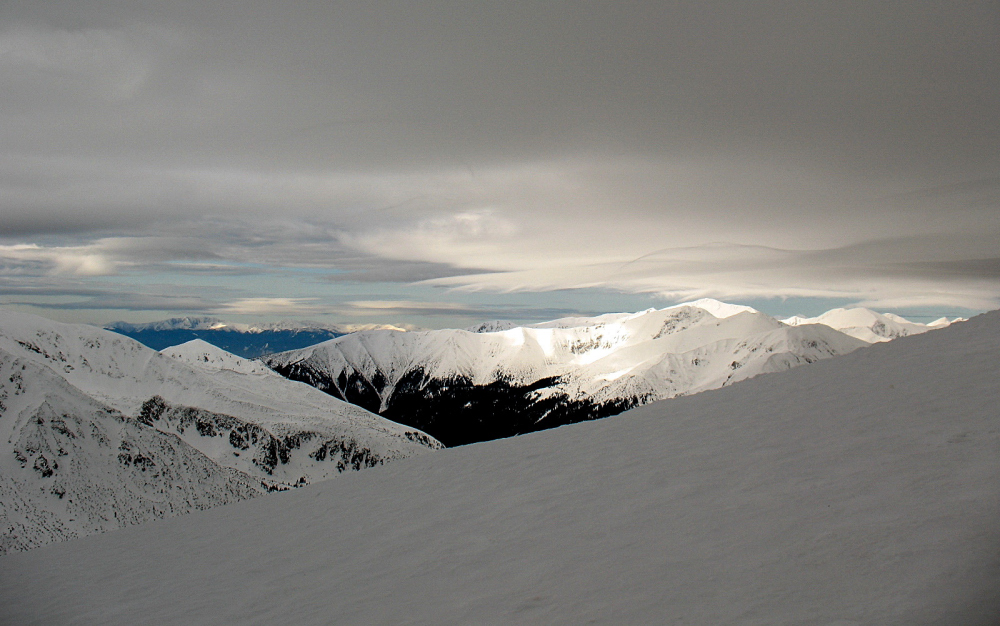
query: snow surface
782 306 952 343
0 310 441 553
2 312 996 624
161 339 278 375
666 297 759 318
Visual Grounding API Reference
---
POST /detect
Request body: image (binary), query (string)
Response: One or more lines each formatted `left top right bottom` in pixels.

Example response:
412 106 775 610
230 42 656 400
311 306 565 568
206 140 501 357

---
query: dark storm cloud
1 1 998 319
3 1 994 173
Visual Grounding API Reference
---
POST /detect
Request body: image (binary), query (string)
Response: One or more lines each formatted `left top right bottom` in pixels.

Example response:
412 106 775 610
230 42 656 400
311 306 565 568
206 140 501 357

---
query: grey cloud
5 293 216 312
0 212 135 238
0 279 117 298
883 259 1000 282
324 260 492 284
427 233 1000 311
342 299 582 323
2 2 996 174
0 1 997 321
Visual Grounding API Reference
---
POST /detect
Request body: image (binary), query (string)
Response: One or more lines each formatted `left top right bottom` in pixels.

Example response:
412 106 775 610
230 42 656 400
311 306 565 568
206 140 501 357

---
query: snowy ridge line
103 317 414 358
781 306 957 342
105 317 346 333
261 299 949 446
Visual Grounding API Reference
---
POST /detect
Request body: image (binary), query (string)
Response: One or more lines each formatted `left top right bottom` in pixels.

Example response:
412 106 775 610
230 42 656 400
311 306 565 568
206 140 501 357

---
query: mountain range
2 309 992 624
104 317 347 357
261 299 950 446
783 307 953 342
0 301 954 553
0 311 440 554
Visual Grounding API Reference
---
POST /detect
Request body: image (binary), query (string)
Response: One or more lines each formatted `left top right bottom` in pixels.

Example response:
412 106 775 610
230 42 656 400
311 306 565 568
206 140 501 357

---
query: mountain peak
670 298 760 319
160 340 276 376
466 320 519 333
781 307 949 342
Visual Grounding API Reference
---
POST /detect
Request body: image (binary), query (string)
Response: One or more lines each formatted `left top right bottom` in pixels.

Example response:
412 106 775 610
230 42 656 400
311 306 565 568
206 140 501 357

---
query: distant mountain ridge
107 317 347 333
262 299 948 446
782 308 954 343
104 317 346 357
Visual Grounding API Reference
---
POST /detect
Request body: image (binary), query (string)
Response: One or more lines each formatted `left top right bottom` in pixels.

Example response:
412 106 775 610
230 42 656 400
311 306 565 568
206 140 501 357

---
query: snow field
1 311 995 624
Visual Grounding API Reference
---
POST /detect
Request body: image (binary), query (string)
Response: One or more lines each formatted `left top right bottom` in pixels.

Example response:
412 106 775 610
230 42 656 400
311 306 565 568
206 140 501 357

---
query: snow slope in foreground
2 313 996 624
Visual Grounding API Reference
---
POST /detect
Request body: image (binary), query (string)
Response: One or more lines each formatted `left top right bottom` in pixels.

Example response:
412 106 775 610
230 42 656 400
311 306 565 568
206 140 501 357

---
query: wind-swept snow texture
0 311 441 554
263 299 886 446
1 311 996 625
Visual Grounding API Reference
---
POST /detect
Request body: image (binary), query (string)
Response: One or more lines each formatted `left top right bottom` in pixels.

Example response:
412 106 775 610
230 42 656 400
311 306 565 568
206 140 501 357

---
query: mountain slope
263 301 869 445
0 310 441 553
1 312 994 624
0 350 266 554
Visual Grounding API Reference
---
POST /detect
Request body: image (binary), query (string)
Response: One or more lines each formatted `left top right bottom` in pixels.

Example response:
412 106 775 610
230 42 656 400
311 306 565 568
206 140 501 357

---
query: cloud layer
1 2 998 324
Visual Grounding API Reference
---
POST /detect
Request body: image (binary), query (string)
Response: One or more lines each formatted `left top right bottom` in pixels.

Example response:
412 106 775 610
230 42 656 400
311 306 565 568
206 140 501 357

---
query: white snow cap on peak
161 339 275 375
780 307 954 343
670 298 759 319
929 317 956 327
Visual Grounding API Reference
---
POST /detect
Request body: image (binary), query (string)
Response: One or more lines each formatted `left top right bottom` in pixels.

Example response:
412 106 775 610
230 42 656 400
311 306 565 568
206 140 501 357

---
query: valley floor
2 312 998 625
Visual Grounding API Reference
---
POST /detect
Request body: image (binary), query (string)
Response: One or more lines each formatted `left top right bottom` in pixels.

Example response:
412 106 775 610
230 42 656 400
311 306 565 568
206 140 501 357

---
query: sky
1 1 998 329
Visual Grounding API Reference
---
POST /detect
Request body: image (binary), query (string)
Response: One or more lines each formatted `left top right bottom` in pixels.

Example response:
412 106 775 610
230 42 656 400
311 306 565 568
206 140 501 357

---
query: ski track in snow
0 310 996 625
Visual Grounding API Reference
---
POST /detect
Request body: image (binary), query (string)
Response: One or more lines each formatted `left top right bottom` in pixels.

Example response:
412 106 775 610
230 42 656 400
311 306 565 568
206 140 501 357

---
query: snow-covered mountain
104 317 347 357
262 300 878 446
0 311 441 554
161 339 277 375
782 307 954 342
465 320 519 333
107 316 347 334
3 311 993 624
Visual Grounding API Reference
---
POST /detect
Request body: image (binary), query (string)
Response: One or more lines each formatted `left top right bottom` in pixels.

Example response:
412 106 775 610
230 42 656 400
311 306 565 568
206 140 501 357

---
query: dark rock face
268 362 639 447
136 396 393 477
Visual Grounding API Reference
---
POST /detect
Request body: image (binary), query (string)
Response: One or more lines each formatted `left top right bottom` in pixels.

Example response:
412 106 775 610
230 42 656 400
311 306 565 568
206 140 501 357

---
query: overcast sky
1 1 998 328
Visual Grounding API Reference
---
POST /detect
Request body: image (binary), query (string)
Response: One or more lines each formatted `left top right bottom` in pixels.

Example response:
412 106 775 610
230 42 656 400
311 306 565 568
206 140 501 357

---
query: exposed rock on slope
263 301 871 446
0 311 441 554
